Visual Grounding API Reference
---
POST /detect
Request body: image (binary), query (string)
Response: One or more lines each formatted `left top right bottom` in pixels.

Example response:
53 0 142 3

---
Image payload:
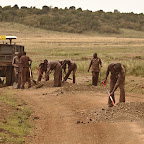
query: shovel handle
38 67 46 80
102 81 114 106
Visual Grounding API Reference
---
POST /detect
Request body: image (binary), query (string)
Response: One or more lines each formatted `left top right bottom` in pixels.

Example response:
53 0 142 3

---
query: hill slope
0 5 144 34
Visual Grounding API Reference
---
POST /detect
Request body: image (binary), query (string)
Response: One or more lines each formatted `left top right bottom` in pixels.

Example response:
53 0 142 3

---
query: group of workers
37 59 77 87
12 52 125 107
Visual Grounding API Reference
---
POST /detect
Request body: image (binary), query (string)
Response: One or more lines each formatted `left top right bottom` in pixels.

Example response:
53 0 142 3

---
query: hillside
0 5 144 34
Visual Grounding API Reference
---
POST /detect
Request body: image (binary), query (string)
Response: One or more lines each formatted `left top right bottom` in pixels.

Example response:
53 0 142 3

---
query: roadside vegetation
0 5 144 34
0 90 33 143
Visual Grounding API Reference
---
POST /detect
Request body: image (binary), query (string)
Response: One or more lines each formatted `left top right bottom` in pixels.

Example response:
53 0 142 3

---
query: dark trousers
64 67 77 83
14 68 21 88
92 72 99 86
37 71 49 81
54 65 62 87
21 67 31 88
108 79 125 105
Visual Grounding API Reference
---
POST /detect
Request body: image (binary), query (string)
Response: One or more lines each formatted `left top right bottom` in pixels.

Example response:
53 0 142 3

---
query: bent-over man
20 52 32 89
59 60 66 74
12 52 22 88
37 59 48 81
46 61 62 87
104 63 125 107
62 60 77 84
88 53 102 86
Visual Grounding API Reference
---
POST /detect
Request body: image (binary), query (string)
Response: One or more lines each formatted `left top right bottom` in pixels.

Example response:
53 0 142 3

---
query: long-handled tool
13 71 19 88
36 67 46 88
38 67 46 80
99 67 102 84
29 66 37 85
62 69 72 80
102 81 114 106
36 68 51 88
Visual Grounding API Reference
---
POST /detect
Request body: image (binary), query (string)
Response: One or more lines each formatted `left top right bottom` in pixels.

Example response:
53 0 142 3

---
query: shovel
36 68 51 88
102 81 114 106
36 80 47 88
13 73 19 89
13 82 19 89
29 66 37 85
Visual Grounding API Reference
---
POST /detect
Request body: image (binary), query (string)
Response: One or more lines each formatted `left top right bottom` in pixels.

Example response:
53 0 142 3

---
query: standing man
88 53 102 86
12 52 22 88
20 51 32 89
103 63 125 107
46 61 62 87
62 60 77 84
37 59 48 81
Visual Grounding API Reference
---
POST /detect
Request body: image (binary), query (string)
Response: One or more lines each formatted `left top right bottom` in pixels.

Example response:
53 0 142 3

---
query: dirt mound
89 102 144 122
62 82 104 92
32 80 104 92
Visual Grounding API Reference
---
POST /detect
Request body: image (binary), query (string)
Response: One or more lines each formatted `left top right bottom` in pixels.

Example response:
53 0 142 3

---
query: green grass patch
0 90 33 144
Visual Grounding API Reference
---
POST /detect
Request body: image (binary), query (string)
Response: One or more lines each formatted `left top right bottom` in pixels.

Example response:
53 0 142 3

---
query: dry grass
0 22 144 78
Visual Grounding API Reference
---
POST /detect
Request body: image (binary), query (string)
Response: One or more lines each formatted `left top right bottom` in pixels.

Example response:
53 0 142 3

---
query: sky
0 0 144 14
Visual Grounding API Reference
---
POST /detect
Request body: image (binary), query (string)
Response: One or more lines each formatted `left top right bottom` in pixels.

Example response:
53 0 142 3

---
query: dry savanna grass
0 22 144 86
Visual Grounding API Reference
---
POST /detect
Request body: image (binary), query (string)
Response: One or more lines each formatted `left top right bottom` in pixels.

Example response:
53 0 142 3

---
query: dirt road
7 80 144 144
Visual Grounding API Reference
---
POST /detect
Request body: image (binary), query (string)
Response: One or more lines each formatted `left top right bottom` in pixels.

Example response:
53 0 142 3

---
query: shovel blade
13 82 19 89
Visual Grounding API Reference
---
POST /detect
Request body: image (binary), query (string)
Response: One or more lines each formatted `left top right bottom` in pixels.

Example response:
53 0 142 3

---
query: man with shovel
12 52 22 88
37 59 48 81
20 51 32 89
45 61 62 87
103 63 125 107
88 53 102 86
62 60 77 84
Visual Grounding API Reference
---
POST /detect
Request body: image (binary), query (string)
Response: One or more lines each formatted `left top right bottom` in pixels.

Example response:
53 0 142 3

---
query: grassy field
0 22 144 84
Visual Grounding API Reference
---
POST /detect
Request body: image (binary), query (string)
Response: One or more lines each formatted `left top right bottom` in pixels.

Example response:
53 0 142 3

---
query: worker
37 59 48 81
45 61 62 87
12 52 22 88
20 51 32 89
88 53 102 86
62 60 77 84
103 63 125 107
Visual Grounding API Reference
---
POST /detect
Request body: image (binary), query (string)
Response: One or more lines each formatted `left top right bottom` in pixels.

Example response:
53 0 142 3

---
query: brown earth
1 77 144 144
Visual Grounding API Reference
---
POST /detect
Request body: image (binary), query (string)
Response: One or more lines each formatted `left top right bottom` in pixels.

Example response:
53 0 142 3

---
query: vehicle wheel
6 66 13 86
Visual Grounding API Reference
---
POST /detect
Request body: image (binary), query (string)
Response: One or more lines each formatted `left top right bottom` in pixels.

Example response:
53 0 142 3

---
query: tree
114 9 120 13
21 6 28 9
3 5 11 10
13 4 19 10
69 6 76 10
42 5 50 11
77 8 82 11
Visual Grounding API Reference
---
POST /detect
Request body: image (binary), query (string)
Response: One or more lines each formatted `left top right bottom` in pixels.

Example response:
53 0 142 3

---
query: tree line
0 5 144 34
